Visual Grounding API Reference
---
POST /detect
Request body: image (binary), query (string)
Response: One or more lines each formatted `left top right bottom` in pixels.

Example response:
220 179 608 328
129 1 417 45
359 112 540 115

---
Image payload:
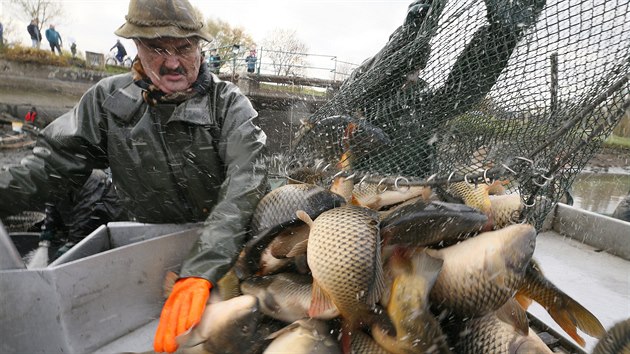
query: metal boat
0 202 628 353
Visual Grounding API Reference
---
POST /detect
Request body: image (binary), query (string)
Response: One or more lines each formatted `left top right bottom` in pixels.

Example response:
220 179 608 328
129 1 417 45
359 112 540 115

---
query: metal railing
203 45 359 82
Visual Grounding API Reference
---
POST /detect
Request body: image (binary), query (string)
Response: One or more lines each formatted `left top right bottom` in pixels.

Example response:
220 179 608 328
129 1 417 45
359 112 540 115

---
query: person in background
110 39 127 64
24 106 37 124
245 49 257 73
0 0 268 353
207 48 221 74
45 24 63 55
27 19 42 49
70 42 77 58
0 22 4 48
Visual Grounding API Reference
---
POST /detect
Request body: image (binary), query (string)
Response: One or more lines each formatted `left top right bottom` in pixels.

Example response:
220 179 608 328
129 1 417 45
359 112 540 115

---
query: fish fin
487 179 509 195
265 321 302 340
526 259 606 342
309 280 337 318
549 307 586 347
163 271 179 299
331 176 354 202
514 291 533 310
411 250 444 290
340 319 355 354
371 323 400 353
295 210 314 226
424 247 442 260
285 239 308 258
496 298 530 336
548 296 606 346
368 237 385 306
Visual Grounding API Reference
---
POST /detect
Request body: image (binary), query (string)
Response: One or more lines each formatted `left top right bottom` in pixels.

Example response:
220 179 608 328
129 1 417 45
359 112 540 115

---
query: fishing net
282 0 630 229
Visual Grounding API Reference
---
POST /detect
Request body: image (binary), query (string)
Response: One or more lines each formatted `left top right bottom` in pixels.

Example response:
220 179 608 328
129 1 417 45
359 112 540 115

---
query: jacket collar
103 66 214 126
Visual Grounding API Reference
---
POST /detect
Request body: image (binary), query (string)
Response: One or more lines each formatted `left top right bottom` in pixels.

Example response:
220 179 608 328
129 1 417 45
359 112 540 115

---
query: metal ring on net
514 156 534 166
394 176 411 193
501 164 518 175
483 169 492 185
512 210 528 224
358 174 370 188
376 177 389 194
332 170 345 179
314 160 324 172
446 171 456 189
532 170 554 188
522 196 536 208
464 173 475 187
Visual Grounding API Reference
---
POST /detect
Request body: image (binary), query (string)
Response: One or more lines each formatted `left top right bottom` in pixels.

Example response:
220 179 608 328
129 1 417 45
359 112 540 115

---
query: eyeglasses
138 39 200 58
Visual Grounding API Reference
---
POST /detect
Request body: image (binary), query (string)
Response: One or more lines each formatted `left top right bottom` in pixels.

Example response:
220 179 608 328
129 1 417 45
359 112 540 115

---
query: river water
571 172 630 216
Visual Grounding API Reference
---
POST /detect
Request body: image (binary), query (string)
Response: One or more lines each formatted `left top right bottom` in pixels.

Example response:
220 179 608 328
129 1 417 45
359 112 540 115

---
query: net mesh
282 0 630 229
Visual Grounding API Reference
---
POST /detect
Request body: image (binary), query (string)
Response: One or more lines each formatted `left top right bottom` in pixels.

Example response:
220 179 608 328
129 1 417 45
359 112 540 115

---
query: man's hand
154 277 212 353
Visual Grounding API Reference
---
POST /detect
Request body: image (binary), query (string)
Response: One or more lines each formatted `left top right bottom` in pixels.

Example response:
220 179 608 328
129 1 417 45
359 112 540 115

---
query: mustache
159 66 186 76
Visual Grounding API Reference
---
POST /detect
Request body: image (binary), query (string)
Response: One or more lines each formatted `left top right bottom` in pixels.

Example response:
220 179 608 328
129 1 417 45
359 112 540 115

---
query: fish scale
427 224 536 318
307 205 383 325
250 183 345 236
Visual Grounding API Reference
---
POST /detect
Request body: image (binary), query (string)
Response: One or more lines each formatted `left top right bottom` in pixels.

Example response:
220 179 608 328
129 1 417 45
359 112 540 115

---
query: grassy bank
0 45 129 75
605 135 630 150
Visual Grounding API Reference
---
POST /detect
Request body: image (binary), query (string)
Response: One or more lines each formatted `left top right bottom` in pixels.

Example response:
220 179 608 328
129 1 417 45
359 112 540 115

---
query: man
207 48 221 74
24 106 37 124
245 49 257 73
110 39 127 64
0 0 268 353
0 21 4 48
27 19 42 48
45 24 63 55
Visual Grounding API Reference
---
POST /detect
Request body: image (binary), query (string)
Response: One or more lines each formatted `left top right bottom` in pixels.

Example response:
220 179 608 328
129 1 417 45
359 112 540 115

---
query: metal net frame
283 0 630 229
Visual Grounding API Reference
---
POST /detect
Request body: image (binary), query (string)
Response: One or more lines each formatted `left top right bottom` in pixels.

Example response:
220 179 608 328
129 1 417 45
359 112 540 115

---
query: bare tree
203 17 255 73
333 60 358 81
11 0 64 33
260 28 308 76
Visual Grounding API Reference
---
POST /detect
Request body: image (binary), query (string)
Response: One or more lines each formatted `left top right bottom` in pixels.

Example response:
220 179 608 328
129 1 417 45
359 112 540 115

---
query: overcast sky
1 0 412 67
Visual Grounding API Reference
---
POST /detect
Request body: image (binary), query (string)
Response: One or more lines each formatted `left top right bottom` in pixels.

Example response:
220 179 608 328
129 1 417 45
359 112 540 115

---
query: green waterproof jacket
0 71 268 284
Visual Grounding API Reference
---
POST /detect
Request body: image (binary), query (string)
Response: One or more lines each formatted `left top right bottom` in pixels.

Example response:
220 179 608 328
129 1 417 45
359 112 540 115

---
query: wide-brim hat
114 0 212 42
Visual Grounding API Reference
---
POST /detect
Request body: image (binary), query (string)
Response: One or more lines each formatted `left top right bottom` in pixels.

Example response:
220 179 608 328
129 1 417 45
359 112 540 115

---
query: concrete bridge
0 59 341 154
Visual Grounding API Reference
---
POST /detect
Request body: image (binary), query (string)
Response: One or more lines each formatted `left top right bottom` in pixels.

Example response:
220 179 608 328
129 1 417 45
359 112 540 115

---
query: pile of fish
166 174 617 354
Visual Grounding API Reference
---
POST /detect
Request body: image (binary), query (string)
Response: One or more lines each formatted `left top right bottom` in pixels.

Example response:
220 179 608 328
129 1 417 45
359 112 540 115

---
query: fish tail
549 306 587 347
548 295 606 346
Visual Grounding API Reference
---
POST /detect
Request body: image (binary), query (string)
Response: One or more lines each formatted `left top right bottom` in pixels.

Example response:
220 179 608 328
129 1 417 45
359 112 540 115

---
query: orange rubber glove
154 277 212 353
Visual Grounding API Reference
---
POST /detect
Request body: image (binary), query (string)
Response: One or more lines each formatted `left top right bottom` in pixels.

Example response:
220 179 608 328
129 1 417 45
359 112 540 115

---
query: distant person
207 49 221 74
24 107 38 124
70 42 77 58
110 39 127 64
245 49 257 73
27 19 42 48
45 24 63 55
0 22 4 48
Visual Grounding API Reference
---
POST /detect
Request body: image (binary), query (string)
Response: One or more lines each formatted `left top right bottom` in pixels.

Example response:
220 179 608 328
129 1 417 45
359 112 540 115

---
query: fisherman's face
135 37 202 94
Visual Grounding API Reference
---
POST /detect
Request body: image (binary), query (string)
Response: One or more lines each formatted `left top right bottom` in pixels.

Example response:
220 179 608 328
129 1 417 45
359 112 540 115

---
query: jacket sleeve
179 89 268 284
0 85 109 218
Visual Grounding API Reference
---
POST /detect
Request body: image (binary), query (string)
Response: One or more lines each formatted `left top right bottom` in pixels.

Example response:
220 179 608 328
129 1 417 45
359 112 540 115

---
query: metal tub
0 221 201 354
